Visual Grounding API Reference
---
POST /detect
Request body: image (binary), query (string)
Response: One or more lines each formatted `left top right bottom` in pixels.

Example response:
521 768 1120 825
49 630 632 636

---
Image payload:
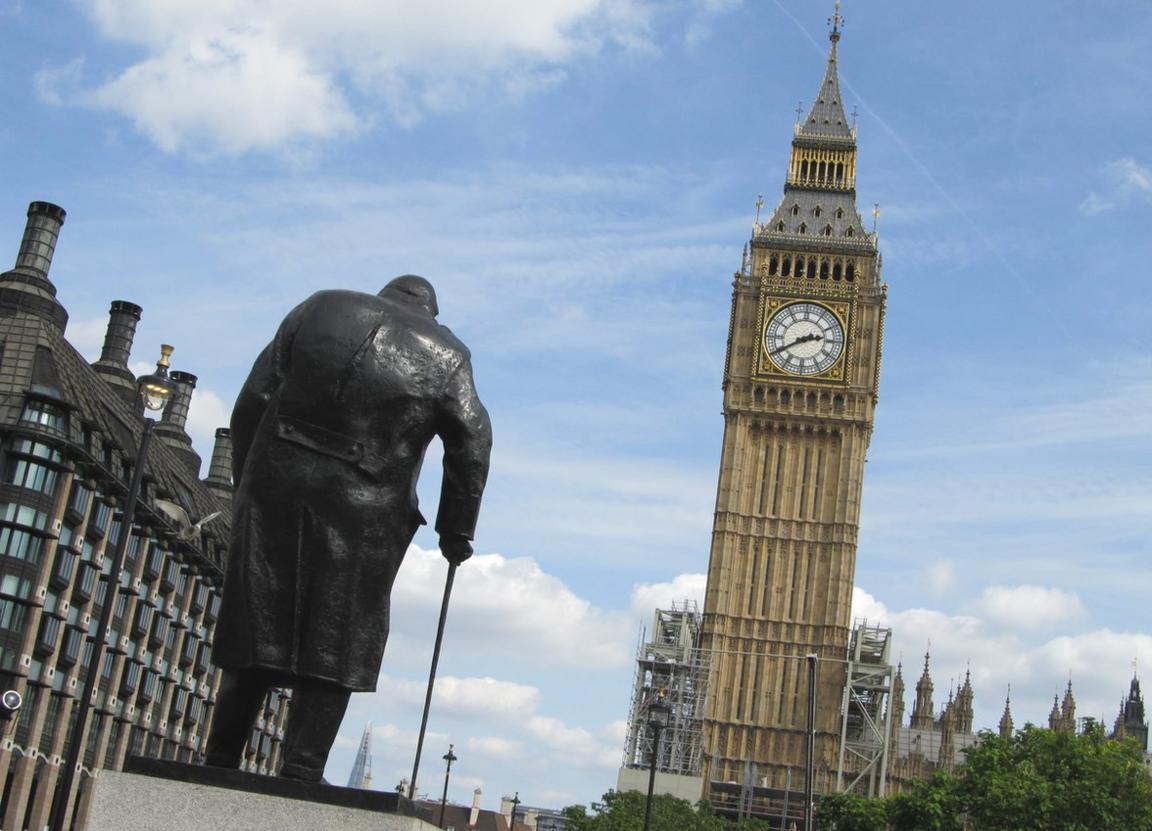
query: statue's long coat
213 289 491 691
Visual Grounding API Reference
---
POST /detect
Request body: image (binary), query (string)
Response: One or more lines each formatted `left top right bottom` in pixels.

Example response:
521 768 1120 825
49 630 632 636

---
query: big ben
698 3 886 812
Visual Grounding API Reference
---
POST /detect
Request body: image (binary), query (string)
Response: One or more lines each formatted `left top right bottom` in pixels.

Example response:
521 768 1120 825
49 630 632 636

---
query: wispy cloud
1080 157 1152 215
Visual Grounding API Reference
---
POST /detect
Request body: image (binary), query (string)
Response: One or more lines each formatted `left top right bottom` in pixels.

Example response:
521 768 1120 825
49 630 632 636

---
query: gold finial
158 343 174 368
829 0 843 43
871 202 881 235
754 193 764 226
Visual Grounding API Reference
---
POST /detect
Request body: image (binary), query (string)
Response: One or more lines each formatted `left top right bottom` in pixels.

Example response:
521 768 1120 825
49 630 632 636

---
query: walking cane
410 561 457 798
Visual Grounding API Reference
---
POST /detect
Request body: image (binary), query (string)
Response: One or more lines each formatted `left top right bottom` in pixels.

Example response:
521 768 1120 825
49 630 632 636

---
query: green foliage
835 725 1152 831
561 790 777 831
953 724 1152 831
815 792 888 831
567 732 1152 831
885 773 963 831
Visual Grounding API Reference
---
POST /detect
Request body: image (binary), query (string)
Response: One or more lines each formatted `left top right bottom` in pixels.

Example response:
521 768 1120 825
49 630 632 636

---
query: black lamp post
508 791 521 830
438 743 457 829
49 346 176 831
643 694 672 831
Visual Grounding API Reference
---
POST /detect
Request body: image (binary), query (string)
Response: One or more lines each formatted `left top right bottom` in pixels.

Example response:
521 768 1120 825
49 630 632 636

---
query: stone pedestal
84 758 436 831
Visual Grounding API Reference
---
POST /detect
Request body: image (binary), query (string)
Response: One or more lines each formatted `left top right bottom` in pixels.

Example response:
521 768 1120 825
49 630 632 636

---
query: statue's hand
440 535 474 566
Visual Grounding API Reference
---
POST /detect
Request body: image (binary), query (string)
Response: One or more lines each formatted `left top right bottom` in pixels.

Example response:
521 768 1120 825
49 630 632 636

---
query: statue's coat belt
273 414 386 480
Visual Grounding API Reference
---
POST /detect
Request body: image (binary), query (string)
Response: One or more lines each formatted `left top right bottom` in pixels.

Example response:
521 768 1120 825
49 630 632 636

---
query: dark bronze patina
204 276 492 782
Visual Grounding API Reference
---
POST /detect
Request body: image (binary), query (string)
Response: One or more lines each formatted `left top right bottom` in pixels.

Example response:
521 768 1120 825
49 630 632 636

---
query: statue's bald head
380 274 439 318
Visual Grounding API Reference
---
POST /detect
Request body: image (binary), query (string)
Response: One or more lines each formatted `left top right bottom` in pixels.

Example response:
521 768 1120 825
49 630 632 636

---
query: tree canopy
567 726 1152 831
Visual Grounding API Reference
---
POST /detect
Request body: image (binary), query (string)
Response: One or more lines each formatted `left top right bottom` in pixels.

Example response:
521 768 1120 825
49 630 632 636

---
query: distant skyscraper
347 722 373 789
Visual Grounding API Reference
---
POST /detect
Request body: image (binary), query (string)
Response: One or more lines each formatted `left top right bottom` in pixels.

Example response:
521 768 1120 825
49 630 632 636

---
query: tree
886 773 964 831
953 723 1152 831
816 792 888 831
562 790 778 831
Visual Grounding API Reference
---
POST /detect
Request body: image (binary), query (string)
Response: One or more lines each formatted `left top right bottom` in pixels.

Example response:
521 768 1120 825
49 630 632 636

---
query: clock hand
769 332 823 356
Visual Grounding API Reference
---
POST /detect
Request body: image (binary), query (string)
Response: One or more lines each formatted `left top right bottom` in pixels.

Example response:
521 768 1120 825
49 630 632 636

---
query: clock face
763 302 845 375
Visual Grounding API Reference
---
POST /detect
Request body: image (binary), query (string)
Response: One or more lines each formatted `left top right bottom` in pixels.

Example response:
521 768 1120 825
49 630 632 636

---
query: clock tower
698 5 886 812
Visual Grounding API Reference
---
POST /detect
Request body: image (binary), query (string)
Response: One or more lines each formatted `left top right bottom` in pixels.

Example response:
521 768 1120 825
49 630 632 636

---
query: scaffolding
836 620 893 797
622 601 709 776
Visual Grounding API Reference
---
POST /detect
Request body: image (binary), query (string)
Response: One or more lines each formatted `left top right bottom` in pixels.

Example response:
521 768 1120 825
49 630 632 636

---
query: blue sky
2 0 1151 811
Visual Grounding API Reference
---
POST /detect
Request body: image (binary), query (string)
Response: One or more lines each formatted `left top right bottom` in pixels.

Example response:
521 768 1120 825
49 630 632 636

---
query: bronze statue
204 275 492 782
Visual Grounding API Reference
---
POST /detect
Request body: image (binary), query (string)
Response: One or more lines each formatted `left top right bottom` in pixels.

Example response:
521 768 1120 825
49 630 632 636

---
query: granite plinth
86 759 434 831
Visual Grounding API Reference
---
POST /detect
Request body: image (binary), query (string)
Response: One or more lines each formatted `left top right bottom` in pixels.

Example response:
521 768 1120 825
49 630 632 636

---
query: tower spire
829 0 843 47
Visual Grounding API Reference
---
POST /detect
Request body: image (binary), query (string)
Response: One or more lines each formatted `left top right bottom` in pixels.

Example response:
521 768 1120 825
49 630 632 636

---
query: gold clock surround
754 290 854 384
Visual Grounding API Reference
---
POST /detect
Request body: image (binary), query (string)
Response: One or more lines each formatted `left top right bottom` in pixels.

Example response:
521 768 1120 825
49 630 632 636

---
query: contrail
770 0 1070 340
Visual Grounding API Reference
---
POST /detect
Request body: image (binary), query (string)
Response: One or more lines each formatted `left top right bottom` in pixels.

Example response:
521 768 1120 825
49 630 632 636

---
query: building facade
696 6 886 817
0 201 288 829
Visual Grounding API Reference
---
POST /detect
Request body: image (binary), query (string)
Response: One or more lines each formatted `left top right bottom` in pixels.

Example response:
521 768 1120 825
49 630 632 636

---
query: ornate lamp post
507 791 521 829
643 694 671 831
438 744 457 828
49 346 176 831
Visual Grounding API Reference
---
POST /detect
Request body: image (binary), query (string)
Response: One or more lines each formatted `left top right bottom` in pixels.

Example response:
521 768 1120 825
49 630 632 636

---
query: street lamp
49 346 176 831
438 744 457 829
643 694 672 831
508 791 521 830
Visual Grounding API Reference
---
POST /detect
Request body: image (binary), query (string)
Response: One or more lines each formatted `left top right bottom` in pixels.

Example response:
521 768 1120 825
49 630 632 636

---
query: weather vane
872 202 881 235
754 193 764 227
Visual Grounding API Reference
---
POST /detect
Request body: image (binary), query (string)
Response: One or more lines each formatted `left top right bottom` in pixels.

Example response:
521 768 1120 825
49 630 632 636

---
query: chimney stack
13 201 67 281
155 370 202 475
204 428 234 501
92 300 143 407
469 788 482 829
0 201 69 330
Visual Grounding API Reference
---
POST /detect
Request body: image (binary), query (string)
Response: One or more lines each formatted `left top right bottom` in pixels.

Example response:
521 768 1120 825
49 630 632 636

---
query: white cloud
434 677 541 718
465 736 522 760
852 586 1152 739
375 673 539 719
393 547 633 668
924 561 955 598
92 26 359 156
973 585 1088 632
75 0 658 154
1080 157 1152 214
185 387 231 471
629 573 706 622
65 315 111 361
34 58 86 106
526 715 620 768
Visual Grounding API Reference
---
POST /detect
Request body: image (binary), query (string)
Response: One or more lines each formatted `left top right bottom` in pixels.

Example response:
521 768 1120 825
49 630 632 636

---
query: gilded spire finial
829 0 843 45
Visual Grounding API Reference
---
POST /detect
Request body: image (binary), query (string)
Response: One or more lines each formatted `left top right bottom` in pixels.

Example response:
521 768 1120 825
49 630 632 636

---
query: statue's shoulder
431 322 470 359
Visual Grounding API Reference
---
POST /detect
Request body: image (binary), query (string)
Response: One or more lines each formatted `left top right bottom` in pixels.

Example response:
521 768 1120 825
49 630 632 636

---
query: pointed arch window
820 260 829 279
798 223 807 234
791 204 800 216
836 208 844 220
823 225 833 237
813 206 822 218
769 256 779 276
776 221 785 232
782 257 792 277
845 227 855 237
846 263 856 281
